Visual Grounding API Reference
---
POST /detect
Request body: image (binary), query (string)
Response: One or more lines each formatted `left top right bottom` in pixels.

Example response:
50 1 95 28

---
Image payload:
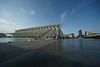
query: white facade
11 24 64 40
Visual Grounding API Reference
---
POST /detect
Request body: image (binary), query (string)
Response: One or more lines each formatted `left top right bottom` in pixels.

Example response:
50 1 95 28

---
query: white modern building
10 24 64 40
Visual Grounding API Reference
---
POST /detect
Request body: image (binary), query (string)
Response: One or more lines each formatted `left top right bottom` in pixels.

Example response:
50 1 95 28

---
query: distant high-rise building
74 33 76 37
85 31 88 36
79 30 82 37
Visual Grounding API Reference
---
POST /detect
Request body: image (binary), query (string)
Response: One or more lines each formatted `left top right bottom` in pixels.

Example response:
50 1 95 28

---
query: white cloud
61 11 66 21
11 23 16 26
70 8 75 16
0 24 14 33
1 9 13 18
30 10 35 15
0 19 24 33
0 18 9 24
20 7 35 15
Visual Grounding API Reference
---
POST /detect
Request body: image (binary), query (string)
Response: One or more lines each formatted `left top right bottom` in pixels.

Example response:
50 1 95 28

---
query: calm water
0 38 32 43
37 39 100 67
0 39 100 67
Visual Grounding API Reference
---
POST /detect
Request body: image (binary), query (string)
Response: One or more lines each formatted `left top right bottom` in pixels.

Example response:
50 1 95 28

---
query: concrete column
32 29 33 31
43 28 44 31
35 28 36 31
38 28 39 31
47 27 49 30
39 28 41 31
46 27 48 31
36 28 38 31
45 27 47 31
48 26 51 30
33 28 35 31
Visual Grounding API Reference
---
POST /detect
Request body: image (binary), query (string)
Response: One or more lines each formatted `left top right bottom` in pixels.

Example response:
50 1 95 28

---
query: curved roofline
15 24 61 31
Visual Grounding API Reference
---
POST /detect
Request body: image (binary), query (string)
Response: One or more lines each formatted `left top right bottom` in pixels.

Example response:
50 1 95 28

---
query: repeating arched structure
10 24 64 40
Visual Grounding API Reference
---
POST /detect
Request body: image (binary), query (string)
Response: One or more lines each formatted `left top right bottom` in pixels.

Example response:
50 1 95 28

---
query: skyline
0 0 100 35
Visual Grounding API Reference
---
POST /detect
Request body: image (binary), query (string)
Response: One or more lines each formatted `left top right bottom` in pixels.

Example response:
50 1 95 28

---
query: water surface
0 39 100 67
0 38 32 43
37 39 100 67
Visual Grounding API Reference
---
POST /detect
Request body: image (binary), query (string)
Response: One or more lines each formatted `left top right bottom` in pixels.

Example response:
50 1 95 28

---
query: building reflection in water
37 40 62 56
37 39 100 67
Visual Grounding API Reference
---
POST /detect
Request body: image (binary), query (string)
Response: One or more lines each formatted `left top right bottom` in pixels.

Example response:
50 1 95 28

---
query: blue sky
0 0 100 36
